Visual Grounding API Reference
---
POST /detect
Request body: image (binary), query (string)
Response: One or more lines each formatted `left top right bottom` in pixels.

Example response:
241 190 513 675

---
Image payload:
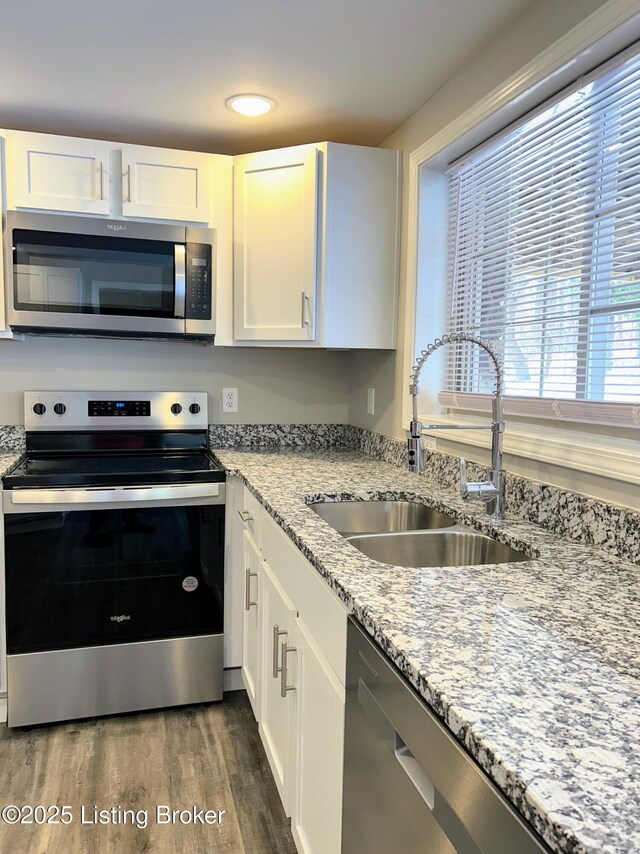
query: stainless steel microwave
5 211 216 341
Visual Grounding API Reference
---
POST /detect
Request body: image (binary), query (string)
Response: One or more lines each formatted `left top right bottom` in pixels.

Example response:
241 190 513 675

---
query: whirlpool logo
107 224 128 232
110 614 131 623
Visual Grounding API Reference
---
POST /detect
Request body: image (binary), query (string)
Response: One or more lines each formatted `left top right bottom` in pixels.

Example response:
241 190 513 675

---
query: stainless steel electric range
2 391 225 728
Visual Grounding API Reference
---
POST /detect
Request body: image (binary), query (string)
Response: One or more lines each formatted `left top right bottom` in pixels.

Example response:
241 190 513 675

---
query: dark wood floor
0 691 297 854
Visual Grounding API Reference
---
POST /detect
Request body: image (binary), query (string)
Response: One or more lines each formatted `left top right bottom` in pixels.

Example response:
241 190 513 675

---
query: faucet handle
459 457 469 499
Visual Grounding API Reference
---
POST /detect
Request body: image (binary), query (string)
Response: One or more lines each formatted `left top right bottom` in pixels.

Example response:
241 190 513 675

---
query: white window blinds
444 46 640 419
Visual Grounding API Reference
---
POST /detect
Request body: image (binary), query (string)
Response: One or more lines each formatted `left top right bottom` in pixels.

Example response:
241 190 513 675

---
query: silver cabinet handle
245 568 257 611
272 625 288 678
301 291 311 327
126 164 132 202
280 641 297 698
99 161 104 201
238 509 253 523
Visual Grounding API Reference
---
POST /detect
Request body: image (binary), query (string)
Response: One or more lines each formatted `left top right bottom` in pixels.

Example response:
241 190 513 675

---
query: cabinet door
292 616 345 854
7 131 110 215
0 133 6 334
121 144 211 222
242 530 262 719
234 145 318 341
259 559 297 815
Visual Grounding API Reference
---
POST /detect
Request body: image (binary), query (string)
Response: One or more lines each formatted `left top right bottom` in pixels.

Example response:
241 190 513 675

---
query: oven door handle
8 483 222 507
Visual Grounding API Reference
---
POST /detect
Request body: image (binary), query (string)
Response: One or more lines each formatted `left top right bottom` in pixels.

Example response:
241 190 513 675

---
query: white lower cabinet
241 529 262 719
237 486 347 852
259 559 297 815
291 616 345 854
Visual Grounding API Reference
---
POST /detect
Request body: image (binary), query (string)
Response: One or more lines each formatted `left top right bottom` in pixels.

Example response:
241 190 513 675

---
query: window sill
407 412 640 488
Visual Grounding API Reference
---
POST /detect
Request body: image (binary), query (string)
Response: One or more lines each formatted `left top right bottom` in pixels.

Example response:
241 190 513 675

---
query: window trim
403 0 640 487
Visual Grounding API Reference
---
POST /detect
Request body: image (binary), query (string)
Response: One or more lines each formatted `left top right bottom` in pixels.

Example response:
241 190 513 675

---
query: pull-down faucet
408 332 505 520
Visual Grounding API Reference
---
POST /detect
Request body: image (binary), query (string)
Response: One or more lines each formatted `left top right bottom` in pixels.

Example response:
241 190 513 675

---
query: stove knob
33 402 46 415
189 403 201 415
171 403 183 415
53 402 67 416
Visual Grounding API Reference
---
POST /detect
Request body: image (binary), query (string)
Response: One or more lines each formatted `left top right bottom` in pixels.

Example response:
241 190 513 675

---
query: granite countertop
0 453 23 479
214 445 640 854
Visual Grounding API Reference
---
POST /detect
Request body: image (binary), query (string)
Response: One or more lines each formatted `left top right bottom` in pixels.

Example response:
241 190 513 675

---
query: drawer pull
272 624 288 678
245 568 258 611
280 641 297 698
238 510 253 523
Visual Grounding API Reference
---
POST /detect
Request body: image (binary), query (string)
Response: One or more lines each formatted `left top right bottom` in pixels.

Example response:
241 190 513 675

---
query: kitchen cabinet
6 131 220 224
0 131 18 340
6 131 111 215
233 141 401 348
234 145 318 341
258 559 297 815
234 484 348 852
291 616 345 854
121 144 211 222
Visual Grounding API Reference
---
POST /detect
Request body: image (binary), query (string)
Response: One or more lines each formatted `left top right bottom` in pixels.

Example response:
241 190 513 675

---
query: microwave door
8 225 186 337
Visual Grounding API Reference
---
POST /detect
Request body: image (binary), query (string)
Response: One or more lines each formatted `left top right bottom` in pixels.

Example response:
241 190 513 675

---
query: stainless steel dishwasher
342 618 550 854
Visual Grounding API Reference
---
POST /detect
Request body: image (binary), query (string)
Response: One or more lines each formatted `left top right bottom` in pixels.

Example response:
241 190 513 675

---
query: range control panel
88 400 151 417
25 392 208 432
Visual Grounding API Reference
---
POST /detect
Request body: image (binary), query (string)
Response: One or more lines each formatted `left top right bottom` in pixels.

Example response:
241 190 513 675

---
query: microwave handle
175 244 186 318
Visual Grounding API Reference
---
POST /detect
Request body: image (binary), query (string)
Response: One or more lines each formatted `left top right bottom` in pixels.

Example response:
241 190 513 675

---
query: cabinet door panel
259 559 297 815
8 132 110 215
121 145 211 222
241 531 262 719
292 617 345 854
234 145 317 341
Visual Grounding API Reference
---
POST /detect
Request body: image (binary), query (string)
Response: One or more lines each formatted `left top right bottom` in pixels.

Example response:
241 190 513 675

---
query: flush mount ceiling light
226 94 274 117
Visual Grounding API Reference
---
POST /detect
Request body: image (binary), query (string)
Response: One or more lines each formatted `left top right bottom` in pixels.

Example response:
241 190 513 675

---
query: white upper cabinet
7 131 110 215
6 131 219 224
121 144 211 223
233 141 401 349
234 145 318 341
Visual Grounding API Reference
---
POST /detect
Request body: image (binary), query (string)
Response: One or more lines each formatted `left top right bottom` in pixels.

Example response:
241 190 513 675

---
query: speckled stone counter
0 453 23 479
213 445 640 854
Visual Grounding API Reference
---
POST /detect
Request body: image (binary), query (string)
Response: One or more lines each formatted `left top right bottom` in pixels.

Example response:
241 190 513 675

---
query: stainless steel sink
308 500 456 536
346 530 531 567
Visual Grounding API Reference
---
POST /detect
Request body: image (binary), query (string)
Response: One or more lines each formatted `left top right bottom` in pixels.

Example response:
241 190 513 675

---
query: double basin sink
309 500 530 568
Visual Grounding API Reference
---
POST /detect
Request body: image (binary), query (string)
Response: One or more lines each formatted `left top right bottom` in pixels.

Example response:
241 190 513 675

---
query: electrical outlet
367 387 375 416
222 387 238 413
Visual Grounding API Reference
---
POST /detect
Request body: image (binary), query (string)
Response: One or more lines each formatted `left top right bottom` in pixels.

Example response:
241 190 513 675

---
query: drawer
261 512 348 685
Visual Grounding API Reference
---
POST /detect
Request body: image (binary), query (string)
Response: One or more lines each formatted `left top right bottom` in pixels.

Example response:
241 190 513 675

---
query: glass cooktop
4 451 224 489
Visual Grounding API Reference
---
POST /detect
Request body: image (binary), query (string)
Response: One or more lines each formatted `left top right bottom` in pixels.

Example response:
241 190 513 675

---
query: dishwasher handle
358 676 436 811
395 733 435 810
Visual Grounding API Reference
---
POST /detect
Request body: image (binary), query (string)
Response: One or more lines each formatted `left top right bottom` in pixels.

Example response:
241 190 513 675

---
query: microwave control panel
185 242 212 320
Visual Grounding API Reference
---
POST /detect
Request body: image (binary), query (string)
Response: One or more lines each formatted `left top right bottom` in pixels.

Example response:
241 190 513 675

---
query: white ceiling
0 0 534 155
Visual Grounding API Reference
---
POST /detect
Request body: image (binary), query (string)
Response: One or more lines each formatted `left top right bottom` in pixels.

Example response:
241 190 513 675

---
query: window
444 47 640 421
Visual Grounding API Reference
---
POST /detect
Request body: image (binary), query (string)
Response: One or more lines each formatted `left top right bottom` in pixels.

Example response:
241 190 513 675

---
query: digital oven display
88 400 151 416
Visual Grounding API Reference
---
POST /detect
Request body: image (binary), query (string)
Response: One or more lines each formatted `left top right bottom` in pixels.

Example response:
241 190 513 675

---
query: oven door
6 212 187 336
3 483 225 654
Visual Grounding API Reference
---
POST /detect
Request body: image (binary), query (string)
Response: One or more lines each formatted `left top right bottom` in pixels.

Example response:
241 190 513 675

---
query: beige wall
348 0 610 440
0 337 350 425
345 0 640 505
